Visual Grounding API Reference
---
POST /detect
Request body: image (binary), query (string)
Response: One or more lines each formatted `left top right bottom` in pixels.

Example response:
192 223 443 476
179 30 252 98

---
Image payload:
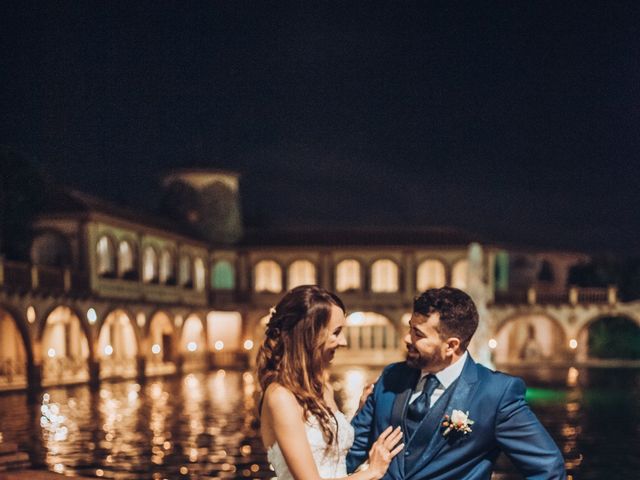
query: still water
0 366 638 479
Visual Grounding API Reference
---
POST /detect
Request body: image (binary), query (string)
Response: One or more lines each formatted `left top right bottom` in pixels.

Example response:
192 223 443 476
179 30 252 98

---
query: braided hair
256 285 345 447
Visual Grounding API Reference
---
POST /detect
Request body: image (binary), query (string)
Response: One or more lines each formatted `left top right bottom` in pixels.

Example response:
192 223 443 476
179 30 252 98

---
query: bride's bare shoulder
263 383 302 413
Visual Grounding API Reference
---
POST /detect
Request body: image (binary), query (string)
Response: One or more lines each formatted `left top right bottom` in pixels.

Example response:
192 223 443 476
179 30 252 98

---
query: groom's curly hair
256 285 345 447
414 287 479 350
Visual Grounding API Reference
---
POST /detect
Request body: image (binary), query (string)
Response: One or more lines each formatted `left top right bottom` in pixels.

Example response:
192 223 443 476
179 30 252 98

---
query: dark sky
2 1 640 252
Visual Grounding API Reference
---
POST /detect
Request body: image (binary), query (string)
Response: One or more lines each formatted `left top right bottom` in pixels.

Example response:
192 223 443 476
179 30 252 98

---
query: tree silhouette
0 146 47 260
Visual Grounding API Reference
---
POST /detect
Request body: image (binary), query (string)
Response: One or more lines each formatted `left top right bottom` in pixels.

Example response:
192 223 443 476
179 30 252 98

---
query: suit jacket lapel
406 355 480 478
390 367 419 477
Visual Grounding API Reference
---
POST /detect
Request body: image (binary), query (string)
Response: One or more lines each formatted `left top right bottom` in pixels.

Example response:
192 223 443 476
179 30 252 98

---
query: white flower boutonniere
442 409 474 437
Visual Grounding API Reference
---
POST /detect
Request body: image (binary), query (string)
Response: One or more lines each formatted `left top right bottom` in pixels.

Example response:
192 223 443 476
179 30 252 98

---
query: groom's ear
445 337 461 355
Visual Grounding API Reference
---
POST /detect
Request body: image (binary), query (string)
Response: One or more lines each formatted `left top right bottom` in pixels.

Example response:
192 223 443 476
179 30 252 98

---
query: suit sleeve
495 376 567 480
346 377 379 473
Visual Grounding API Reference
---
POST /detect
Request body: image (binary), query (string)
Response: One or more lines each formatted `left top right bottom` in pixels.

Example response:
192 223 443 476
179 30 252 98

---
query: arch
142 245 159 283
287 259 317 290
98 309 139 379
207 311 243 352
40 306 90 386
117 239 138 280
0 304 32 389
370 259 399 293
38 303 94 357
492 313 567 365
336 259 362 292
181 313 207 371
254 259 283 293
146 310 177 376
416 259 446 291
30 230 72 267
96 235 117 277
577 314 640 360
178 253 193 287
159 248 176 284
451 259 468 290
193 257 206 292
211 260 235 290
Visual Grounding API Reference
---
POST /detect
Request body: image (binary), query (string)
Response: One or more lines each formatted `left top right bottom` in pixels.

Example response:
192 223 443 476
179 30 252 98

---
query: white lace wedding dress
267 410 355 479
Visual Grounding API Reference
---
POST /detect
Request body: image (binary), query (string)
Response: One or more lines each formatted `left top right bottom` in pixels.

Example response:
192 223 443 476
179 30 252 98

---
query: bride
257 285 404 480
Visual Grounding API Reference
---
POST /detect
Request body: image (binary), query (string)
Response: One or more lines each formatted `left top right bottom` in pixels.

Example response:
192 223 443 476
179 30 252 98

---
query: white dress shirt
409 350 468 407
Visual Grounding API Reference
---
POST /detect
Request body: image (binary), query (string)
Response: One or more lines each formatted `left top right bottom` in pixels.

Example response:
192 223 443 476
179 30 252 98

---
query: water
0 366 638 479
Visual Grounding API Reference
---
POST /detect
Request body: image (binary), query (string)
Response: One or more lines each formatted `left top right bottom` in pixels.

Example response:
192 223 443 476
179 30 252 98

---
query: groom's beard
406 346 441 371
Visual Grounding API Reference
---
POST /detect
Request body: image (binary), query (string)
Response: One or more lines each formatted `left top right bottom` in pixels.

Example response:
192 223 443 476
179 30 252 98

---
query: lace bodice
267 410 354 479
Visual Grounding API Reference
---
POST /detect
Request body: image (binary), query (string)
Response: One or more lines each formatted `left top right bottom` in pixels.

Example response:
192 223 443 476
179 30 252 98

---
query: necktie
406 374 439 423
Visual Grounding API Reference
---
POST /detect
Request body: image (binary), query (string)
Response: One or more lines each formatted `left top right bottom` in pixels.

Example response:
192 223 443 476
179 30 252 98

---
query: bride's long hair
257 285 345 446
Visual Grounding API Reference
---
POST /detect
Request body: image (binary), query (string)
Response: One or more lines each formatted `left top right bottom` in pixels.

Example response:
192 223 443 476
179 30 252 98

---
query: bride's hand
367 426 404 479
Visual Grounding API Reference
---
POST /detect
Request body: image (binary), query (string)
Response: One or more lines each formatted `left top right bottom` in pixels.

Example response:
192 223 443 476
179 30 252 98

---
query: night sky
2 1 639 252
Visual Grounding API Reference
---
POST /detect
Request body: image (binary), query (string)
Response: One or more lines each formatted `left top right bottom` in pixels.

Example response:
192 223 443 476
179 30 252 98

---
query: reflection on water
0 367 638 479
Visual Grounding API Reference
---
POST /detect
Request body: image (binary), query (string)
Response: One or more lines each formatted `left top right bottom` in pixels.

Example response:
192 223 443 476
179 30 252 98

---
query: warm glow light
243 339 254 350
136 313 146 328
488 339 498 349
187 341 197 352
347 312 366 325
48 348 56 358
214 341 224 351
569 339 578 349
104 345 114 356
27 306 36 324
175 315 183 328
567 367 579 387
151 344 161 354
87 308 97 324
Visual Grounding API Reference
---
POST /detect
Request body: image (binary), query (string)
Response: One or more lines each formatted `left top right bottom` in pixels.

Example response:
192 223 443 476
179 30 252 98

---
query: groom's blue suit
347 356 566 479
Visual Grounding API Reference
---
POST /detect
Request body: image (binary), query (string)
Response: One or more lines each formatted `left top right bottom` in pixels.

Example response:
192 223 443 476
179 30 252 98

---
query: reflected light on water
567 367 579 387
2 368 636 479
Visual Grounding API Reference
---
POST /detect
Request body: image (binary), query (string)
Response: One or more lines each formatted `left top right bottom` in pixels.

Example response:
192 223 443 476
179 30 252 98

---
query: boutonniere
442 409 474 437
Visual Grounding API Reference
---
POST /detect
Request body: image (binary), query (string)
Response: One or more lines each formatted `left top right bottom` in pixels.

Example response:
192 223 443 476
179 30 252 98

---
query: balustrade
0 358 27 388
42 356 89 385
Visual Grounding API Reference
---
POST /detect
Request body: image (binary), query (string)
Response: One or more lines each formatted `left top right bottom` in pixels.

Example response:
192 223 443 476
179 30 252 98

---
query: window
179 255 193 287
371 259 399 292
212 260 235 290
538 260 555 283
287 260 317 289
96 236 116 277
451 259 468 290
159 249 175 284
142 246 158 283
194 258 206 292
254 260 282 293
118 241 137 279
336 259 361 292
416 259 445 290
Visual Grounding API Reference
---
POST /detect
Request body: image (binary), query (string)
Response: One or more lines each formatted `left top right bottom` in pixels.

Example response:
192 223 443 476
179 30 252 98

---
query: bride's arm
266 384 403 480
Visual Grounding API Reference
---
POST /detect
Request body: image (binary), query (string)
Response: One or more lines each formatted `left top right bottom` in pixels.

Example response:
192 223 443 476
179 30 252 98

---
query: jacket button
405 450 411 456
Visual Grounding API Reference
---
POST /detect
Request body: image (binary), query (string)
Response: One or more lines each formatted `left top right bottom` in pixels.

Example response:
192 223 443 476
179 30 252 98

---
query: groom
347 287 566 479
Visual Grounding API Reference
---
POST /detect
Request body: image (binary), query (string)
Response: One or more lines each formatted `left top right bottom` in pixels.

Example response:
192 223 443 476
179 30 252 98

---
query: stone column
320 250 332 289
88 360 101 391
136 356 147 384
26 359 42 403
466 243 493 368
402 250 415 302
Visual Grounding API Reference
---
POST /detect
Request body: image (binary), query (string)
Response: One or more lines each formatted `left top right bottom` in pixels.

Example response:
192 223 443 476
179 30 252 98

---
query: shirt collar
421 350 468 389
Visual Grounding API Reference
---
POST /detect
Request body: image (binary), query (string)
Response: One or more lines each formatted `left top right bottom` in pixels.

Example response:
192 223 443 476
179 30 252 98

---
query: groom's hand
358 382 375 413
